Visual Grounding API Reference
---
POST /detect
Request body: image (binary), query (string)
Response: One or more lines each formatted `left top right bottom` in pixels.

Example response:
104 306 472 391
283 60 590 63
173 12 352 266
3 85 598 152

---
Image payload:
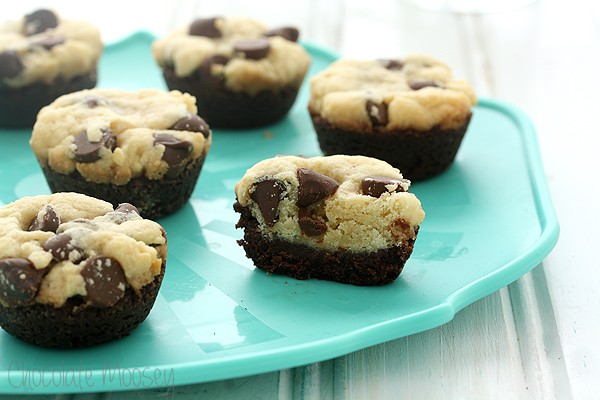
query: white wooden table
2 0 598 398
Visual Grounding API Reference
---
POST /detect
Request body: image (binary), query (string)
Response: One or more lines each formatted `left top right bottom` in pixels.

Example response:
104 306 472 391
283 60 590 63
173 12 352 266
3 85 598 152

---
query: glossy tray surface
0 32 558 394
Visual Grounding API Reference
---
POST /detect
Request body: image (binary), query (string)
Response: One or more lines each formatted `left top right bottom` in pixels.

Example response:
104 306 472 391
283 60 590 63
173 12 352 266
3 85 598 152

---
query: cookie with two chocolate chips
0 9 103 128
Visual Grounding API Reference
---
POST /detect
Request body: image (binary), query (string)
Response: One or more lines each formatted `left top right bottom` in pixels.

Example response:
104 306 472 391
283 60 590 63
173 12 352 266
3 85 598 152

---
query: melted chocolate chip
296 168 339 207
0 258 46 307
297 208 327 237
28 204 61 232
43 234 84 263
115 203 139 215
81 256 127 308
361 176 409 197
171 113 211 138
154 133 194 178
379 59 404 70
409 80 440 90
24 9 58 36
233 38 271 60
189 17 221 38
73 128 117 163
0 51 24 79
264 26 299 42
199 54 229 80
29 35 65 50
365 100 388 127
251 179 285 226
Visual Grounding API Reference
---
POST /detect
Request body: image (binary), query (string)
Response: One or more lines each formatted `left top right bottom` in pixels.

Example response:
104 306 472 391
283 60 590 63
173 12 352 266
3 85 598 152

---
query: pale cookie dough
0 193 166 308
308 55 477 132
235 155 424 253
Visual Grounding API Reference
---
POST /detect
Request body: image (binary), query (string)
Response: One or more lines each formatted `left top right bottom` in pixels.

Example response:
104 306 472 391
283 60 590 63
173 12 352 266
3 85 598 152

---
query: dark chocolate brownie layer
0 72 97 129
42 155 206 220
162 67 299 129
0 264 165 348
311 113 472 181
234 202 417 286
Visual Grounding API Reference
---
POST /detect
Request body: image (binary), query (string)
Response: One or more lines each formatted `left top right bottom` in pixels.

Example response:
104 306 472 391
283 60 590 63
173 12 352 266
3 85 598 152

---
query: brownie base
0 72 97 129
0 264 165 348
41 155 206 220
234 202 417 286
162 67 300 129
311 113 472 181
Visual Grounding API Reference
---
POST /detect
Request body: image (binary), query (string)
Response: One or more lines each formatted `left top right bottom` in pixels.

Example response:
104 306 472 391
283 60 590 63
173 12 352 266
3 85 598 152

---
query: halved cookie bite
234 155 425 285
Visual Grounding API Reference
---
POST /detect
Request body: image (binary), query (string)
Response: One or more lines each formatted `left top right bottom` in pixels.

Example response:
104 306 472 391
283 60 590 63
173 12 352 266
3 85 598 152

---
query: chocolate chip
297 168 339 208
298 208 327 237
199 54 229 81
73 128 117 163
24 9 58 36
0 258 46 307
379 59 404 70
189 17 221 38
115 203 139 215
361 176 409 197
264 26 299 42
171 113 211 138
82 95 108 108
81 256 127 308
28 204 61 232
233 38 271 60
365 100 388 127
251 179 285 226
29 35 65 50
409 80 440 90
0 51 24 79
43 234 84 263
154 133 194 178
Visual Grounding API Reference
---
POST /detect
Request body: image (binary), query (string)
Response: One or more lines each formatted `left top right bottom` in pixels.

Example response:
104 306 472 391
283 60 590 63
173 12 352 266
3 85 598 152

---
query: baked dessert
30 88 212 219
308 55 477 181
0 193 167 348
152 17 311 128
0 9 103 128
234 155 425 285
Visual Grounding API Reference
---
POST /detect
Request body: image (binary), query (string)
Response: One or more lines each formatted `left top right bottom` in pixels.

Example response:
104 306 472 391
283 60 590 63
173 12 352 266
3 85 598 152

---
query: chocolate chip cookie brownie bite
309 55 477 181
30 88 212 219
234 155 425 285
152 17 311 128
0 9 103 128
0 193 167 348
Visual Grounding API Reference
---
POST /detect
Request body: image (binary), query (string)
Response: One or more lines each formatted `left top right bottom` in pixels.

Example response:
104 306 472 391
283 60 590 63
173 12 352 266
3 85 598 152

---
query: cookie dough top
235 155 425 252
152 17 311 95
308 55 477 132
0 9 103 88
30 88 212 185
0 193 166 308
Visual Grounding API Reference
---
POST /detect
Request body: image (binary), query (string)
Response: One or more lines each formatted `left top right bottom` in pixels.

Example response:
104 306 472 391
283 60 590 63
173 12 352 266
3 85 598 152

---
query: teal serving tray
0 32 559 394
